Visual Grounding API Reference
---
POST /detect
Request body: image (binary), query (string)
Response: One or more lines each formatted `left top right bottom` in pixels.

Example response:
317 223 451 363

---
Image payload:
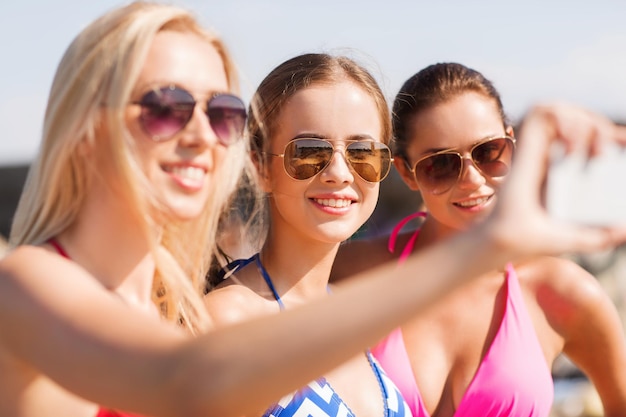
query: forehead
134 31 228 94
407 92 505 154
273 81 381 145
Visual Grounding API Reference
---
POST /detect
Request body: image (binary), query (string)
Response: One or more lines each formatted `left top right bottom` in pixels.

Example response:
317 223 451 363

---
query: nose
456 155 486 189
319 149 355 184
177 105 218 148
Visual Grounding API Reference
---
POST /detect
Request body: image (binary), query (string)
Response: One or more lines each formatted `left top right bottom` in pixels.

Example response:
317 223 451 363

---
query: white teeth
167 166 204 181
314 198 352 208
456 196 489 207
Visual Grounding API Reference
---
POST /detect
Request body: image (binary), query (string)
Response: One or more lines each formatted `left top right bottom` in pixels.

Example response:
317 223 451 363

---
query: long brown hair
392 62 509 158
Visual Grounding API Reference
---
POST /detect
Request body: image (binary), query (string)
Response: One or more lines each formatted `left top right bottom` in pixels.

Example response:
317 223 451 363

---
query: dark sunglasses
266 138 393 183
407 136 516 194
132 85 247 145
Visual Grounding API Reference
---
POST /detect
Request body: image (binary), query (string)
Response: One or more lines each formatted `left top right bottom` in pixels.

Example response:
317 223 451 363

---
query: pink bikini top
372 214 554 417
96 409 143 417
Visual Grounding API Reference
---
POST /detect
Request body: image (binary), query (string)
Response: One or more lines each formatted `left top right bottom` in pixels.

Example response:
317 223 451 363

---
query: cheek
125 106 146 140
133 139 160 176
489 176 506 191
212 146 231 176
420 191 446 211
123 109 157 173
266 159 293 193
361 183 380 217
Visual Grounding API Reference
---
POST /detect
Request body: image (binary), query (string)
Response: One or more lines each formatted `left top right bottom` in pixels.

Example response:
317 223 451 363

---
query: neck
260 227 340 302
58 182 156 310
417 216 462 247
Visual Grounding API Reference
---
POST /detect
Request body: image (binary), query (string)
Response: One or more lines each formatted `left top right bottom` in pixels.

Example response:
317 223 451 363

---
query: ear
393 156 421 191
506 125 515 138
252 150 272 193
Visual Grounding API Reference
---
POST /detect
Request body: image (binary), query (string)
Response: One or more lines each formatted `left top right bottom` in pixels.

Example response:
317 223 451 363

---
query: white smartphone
546 142 626 226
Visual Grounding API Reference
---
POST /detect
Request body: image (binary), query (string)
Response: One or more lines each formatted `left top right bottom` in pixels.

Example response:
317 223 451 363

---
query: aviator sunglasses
132 85 247 145
266 138 393 183
407 136 516 194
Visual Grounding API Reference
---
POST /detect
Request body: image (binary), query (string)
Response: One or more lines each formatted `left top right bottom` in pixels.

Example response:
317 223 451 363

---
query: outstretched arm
1 103 625 417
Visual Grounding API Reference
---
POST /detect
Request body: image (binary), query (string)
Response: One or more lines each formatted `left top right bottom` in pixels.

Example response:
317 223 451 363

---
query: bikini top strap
48 238 70 259
387 211 427 264
216 255 257 281
254 253 285 310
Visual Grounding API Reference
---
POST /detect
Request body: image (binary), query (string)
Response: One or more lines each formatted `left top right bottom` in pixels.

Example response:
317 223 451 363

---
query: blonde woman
0 2 625 417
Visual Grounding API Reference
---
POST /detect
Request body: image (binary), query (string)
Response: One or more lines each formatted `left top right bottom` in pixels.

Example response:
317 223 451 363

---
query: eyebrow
418 134 506 156
132 82 229 99
290 133 378 142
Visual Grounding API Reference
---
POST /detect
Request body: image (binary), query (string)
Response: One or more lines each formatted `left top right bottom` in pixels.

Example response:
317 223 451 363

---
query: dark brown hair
392 62 508 158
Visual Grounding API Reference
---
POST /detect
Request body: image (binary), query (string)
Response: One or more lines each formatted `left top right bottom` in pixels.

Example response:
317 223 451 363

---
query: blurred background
1 1 625 415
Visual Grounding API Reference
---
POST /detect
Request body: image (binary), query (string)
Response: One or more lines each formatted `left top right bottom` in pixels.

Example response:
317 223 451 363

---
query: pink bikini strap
387 212 427 264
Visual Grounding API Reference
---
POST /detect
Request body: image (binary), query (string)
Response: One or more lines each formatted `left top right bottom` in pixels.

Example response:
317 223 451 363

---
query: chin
161 199 207 222
173 207 205 222
318 226 360 244
159 189 211 220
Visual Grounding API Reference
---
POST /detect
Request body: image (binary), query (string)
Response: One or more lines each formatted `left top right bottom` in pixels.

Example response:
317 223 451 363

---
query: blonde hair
9 1 249 333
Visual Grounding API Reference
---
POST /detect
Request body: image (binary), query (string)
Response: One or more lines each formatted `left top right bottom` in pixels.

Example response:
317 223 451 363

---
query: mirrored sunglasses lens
473 138 514 177
207 94 247 146
284 139 333 180
415 153 461 193
140 87 195 140
346 142 392 182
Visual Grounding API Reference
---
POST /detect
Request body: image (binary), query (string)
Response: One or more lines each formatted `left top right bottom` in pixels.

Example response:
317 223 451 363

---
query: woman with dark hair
332 63 626 417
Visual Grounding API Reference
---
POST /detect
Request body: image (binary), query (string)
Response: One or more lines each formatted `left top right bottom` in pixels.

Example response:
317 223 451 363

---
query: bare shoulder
516 255 613 333
1 244 51 270
331 235 396 282
1 244 184 362
518 255 597 287
204 275 274 327
0 244 79 294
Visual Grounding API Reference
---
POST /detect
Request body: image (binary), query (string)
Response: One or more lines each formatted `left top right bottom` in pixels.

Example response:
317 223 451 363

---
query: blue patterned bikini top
220 254 413 417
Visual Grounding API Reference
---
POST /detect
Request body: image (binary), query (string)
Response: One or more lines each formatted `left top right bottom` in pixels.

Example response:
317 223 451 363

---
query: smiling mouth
163 166 206 181
313 198 353 208
453 195 492 208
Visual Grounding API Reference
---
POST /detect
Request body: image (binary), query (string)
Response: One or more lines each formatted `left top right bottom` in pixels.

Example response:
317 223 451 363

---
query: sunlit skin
264 81 381 248
0 31 229 416
205 80 390 417
395 92 514 243
333 92 626 417
3 3 626 414
124 31 230 221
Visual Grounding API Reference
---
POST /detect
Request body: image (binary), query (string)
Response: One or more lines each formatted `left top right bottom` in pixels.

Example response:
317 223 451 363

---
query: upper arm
539 257 626 416
0 246 187 414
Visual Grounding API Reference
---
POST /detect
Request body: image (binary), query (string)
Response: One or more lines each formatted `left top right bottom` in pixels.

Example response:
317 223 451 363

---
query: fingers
517 102 617 155
487 102 626 257
514 102 623 187
543 223 626 255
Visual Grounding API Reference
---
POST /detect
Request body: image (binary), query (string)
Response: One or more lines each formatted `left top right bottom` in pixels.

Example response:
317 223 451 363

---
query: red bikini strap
48 238 70 259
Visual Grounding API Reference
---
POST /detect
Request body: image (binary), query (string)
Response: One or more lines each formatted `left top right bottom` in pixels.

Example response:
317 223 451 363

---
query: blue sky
1 0 625 165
